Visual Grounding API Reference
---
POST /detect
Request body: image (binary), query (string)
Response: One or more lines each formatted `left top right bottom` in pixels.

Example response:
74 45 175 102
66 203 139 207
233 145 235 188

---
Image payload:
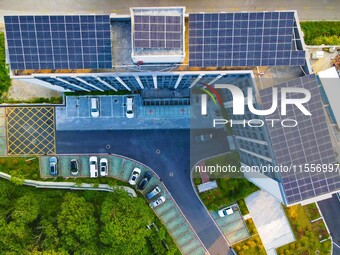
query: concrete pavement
0 0 339 21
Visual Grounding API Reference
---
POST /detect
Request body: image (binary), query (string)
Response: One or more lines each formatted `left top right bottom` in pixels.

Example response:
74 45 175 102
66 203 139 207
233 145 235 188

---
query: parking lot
210 205 250 245
56 95 190 130
40 153 207 255
6 107 55 155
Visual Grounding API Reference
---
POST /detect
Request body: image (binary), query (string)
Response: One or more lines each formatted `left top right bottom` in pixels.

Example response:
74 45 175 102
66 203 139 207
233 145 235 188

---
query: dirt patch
7 79 61 101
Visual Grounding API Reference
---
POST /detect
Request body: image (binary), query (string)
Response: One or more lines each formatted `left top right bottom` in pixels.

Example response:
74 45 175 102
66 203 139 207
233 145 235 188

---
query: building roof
4 15 112 70
259 74 339 204
189 11 305 67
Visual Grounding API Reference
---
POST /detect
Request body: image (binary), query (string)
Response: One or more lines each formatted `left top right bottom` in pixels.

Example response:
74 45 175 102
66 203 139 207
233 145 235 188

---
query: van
89 156 98 178
126 96 134 118
90 98 99 118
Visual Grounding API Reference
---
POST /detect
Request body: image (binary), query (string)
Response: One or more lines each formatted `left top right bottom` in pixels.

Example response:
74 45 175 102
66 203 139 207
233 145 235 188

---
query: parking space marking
6 107 55 155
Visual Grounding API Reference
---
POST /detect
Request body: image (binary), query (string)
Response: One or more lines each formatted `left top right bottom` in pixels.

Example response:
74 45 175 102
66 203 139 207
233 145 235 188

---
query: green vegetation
245 218 257 236
233 236 266 255
3 96 63 104
304 203 321 221
0 179 180 255
195 152 259 213
277 204 331 255
0 32 11 101
0 157 40 184
300 21 340 45
233 219 266 255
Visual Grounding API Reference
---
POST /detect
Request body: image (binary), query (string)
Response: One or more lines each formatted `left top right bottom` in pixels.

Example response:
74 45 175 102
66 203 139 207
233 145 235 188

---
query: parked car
146 186 161 200
126 96 134 118
90 97 99 118
49 157 58 176
99 158 108 177
218 206 234 217
195 133 213 142
151 196 166 208
89 156 98 178
128 167 141 185
70 159 79 176
138 171 152 190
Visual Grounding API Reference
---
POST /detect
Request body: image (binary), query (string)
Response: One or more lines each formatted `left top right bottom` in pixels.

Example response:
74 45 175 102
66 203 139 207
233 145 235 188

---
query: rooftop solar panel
5 15 112 70
133 15 183 49
259 74 340 204
188 11 305 67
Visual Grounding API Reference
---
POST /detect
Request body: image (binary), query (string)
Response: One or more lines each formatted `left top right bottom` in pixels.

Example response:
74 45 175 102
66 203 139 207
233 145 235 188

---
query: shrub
26 160 32 165
0 158 6 165
12 159 19 165
31 173 38 179
289 243 295 249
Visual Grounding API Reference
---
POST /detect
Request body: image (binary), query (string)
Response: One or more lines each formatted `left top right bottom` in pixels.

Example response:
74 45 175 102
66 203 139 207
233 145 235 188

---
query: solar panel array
134 15 182 49
259 75 340 204
4 15 112 70
189 12 306 67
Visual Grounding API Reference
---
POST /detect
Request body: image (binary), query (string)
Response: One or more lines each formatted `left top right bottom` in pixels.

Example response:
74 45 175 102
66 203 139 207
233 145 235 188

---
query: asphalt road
0 0 339 21
317 194 340 255
56 129 232 255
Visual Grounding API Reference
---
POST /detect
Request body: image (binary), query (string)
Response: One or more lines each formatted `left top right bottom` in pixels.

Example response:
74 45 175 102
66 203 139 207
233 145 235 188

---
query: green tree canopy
100 190 154 255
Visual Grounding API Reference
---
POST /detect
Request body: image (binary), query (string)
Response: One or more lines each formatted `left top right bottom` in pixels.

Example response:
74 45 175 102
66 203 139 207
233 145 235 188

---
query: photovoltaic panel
134 15 182 49
259 74 340 204
4 15 112 70
188 11 306 67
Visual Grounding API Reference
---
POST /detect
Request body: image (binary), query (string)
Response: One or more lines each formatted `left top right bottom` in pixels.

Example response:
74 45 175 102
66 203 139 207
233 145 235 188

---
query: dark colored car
138 171 152 190
70 159 79 176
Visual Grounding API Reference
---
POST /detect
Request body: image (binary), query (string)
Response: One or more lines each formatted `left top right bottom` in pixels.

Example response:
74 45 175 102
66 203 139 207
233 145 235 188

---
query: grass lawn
194 152 259 214
0 157 41 183
300 21 340 45
277 204 331 255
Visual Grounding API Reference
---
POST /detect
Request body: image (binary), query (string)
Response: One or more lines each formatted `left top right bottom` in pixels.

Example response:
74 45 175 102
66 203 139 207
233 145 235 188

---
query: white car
218 206 234 217
151 196 166 208
125 96 134 118
89 156 98 178
128 167 141 185
90 97 99 118
99 158 108 177
146 186 161 200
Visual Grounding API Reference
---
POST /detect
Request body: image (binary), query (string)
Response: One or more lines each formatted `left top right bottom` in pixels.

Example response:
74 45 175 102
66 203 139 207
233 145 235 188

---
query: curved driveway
56 129 232 255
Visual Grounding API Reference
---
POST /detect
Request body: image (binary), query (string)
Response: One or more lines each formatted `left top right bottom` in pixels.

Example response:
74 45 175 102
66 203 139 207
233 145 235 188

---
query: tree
57 193 98 254
100 190 154 255
12 193 40 224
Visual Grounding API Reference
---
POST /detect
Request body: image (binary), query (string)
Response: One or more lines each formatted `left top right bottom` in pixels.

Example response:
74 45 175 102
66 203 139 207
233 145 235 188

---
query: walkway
0 108 6 156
